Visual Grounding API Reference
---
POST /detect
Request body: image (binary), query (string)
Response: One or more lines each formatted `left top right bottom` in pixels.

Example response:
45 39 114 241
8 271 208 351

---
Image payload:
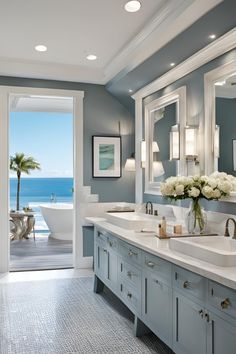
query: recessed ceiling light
35 44 47 52
86 54 97 61
170 63 175 67
209 34 216 39
215 80 226 86
124 1 141 13
128 89 133 93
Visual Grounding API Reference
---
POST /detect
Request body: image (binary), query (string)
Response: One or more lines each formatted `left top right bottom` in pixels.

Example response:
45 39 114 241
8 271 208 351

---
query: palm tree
10 153 41 211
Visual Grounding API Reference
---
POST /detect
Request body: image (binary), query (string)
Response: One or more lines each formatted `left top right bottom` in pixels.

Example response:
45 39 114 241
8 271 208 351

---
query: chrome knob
146 261 155 268
198 309 204 318
221 298 230 309
183 280 190 289
127 292 132 298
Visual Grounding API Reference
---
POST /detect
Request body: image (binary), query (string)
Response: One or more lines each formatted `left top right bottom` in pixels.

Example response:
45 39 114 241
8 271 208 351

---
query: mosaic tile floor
0 276 173 354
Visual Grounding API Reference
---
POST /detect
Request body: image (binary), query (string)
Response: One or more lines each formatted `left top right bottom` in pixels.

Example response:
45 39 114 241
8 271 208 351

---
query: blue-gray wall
216 97 236 176
0 76 135 202
143 49 236 215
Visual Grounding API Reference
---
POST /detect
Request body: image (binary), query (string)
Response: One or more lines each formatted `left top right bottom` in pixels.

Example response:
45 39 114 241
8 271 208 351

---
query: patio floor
10 233 73 271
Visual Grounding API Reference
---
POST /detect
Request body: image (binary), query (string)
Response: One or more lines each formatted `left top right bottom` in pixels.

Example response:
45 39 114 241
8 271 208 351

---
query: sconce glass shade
124 157 135 171
185 126 198 158
141 140 160 168
153 161 165 177
170 125 180 160
214 125 220 158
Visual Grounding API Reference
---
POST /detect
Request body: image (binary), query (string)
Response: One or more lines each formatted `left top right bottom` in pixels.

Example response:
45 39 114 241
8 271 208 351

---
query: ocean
10 178 73 231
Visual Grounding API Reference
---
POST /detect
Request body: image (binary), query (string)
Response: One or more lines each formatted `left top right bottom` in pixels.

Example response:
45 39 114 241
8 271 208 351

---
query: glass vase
186 199 207 235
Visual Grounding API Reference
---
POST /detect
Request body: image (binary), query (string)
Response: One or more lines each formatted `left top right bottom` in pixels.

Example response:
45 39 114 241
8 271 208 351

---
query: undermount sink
106 212 159 231
170 236 236 267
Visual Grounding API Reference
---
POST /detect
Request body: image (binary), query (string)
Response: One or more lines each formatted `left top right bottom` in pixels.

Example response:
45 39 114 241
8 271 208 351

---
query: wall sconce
169 125 180 160
124 153 135 171
153 161 165 177
185 126 198 160
214 125 220 158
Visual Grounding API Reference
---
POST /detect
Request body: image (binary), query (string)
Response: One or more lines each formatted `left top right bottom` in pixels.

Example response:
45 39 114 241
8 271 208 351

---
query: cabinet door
207 312 236 354
106 249 118 291
96 243 108 281
173 291 207 354
142 272 172 346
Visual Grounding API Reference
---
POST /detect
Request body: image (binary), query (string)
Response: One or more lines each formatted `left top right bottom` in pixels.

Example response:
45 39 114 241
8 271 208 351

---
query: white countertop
86 216 236 291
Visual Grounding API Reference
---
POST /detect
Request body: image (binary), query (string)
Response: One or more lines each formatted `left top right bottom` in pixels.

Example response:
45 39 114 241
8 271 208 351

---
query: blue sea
10 178 73 231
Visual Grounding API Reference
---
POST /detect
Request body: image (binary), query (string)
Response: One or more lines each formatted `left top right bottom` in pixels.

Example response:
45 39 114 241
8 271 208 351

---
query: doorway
9 94 74 271
0 86 85 273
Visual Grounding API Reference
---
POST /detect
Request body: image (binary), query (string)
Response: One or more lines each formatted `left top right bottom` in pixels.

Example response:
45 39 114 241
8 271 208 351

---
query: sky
10 112 73 178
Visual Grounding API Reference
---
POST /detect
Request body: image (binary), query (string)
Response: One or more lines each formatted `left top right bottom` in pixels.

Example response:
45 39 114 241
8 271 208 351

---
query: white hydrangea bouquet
160 172 236 234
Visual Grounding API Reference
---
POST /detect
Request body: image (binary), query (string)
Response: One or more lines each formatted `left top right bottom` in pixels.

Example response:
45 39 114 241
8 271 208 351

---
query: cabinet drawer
96 230 109 244
119 241 142 266
118 258 141 290
119 281 141 314
107 234 118 250
173 266 206 301
142 252 172 283
208 281 236 319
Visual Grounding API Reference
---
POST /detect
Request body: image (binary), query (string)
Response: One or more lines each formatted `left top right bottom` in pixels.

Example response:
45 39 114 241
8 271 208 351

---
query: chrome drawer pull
146 261 155 268
127 292 132 298
153 279 159 284
109 241 113 247
221 298 230 309
183 280 190 289
128 251 138 257
198 309 204 318
103 249 107 253
127 271 137 278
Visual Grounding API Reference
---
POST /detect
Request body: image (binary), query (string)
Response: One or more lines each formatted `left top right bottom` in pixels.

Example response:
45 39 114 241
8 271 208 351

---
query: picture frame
233 139 236 171
92 135 122 178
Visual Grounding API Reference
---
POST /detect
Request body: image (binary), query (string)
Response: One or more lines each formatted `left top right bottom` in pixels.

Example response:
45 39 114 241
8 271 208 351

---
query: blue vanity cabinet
95 230 108 281
206 311 236 354
94 229 118 292
142 270 173 347
206 280 236 354
141 251 173 347
173 291 207 354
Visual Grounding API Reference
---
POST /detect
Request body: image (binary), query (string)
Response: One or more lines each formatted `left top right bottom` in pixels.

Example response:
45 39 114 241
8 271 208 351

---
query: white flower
218 181 232 194
188 187 200 198
207 178 218 189
175 184 185 195
212 189 221 199
202 186 214 199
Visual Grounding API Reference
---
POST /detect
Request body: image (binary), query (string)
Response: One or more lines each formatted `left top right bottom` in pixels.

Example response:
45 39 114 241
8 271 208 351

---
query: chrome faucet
145 201 153 215
224 218 236 239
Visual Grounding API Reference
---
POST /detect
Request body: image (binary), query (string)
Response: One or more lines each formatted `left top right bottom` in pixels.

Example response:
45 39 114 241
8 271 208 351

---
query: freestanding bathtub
40 203 73 240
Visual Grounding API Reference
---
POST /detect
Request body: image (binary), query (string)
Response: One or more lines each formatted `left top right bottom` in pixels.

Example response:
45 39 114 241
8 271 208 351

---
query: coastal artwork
99 144 115 170
93 136 121 177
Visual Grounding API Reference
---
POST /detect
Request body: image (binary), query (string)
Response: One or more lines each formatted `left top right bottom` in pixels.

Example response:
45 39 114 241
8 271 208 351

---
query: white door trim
0 85 88 273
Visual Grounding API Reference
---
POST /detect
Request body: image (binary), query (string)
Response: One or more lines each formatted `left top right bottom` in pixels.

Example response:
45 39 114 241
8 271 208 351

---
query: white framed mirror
144 86 187 195
204 58 236 201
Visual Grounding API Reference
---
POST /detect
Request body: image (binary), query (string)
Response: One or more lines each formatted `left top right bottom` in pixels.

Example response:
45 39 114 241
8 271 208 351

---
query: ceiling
0 0 221 84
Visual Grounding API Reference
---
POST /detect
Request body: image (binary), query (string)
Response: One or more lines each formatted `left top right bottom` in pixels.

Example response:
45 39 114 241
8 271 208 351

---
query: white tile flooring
0 268 94 284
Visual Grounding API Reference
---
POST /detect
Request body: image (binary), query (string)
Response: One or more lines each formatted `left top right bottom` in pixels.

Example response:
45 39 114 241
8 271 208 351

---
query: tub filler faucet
50 193 57 203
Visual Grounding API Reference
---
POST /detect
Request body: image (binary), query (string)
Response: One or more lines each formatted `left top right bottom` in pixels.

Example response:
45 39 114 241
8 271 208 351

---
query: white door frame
0 86 85 273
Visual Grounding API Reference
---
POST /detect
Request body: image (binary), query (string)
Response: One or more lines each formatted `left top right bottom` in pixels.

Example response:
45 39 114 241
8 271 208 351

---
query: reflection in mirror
144 86 186 195
215 73 236 176
151 103 177 182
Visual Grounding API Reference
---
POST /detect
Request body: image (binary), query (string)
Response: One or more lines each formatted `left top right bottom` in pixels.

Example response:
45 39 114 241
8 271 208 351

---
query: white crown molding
0 58 105 85
133 27 236 100
104 0 222 83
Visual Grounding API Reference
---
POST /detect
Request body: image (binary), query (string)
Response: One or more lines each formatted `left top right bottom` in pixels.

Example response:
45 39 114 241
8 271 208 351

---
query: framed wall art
92 135 121 178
